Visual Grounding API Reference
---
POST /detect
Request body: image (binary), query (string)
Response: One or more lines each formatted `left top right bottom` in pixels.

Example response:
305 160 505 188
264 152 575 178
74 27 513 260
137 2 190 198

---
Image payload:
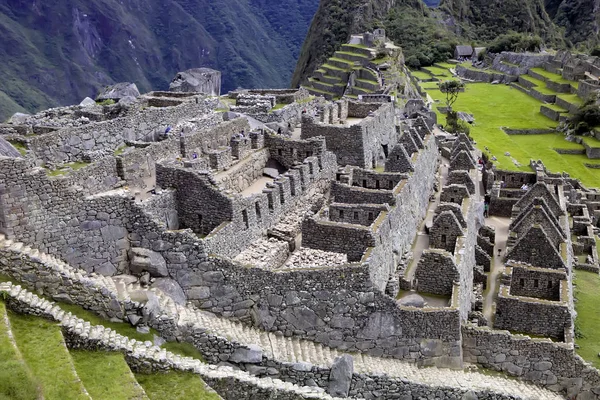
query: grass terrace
423 66 454 79
426 82 600 188
411 70 435 80
530 67 579 88
557 93 584 107
574 269 600 368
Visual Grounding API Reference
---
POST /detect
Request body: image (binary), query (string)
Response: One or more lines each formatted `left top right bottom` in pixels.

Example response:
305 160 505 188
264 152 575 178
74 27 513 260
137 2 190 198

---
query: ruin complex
1 33 600 399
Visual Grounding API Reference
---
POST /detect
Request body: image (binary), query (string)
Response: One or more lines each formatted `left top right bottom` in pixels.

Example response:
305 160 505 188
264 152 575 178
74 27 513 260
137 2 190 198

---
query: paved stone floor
482 216 511 324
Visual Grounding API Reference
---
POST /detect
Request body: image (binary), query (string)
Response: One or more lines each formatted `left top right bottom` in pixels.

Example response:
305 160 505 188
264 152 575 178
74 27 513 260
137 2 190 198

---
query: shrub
488 32 541 53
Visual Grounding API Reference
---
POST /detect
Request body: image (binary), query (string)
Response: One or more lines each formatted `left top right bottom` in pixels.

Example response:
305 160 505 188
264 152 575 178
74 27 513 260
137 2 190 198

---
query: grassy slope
71 350 148 400
136 371 222 400
573 269 600 368
8 311 89 400
0 302 41 400
427 83 600 188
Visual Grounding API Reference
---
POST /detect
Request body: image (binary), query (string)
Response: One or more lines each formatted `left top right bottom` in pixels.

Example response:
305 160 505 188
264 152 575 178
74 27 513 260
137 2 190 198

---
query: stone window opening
306 151 312 158
520 278 525 287
242 209 249 229
353 211 359 220
441 234 447 244
548 280 553 289
363 180 367 188
396 155 400 161
278 149 283 156
534 279 539 288
376 180 380 189
267 194 274 212
450 198 455 203
368 212 374 221
255 202 262 221
382 144 389 158
339 210 344 218
389 180 394 189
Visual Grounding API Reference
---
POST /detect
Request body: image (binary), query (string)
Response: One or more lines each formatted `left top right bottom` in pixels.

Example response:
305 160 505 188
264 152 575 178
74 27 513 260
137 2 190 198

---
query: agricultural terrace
412 65 600 189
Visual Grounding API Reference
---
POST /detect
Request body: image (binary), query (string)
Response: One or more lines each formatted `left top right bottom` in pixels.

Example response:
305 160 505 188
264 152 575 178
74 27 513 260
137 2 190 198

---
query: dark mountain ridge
0 0 318 121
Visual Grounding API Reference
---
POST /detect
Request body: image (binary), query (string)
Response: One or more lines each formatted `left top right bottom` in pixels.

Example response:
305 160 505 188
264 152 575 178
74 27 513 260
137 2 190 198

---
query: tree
439 80 464 110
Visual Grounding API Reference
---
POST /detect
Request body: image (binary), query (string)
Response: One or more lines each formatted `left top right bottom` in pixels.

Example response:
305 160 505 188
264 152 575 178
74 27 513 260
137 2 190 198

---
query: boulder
169 68 221 96
8 112 30 125
229 345 263 363
79 97 97 107
129 248 168 277
398 293 426 308
118 95 138 106
328 354 353 398
97 82 140 101
151 278 186 305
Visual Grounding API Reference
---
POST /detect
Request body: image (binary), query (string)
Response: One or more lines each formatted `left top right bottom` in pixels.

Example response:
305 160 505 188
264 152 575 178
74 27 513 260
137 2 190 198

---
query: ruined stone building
0 62 599 398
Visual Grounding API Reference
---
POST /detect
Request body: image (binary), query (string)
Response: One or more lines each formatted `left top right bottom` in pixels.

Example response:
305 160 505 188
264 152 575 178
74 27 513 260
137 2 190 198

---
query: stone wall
508 265 565 300
330 182 395 205
414 250 458 295
301 103 395 168
26 97 218 163
215 149 270 192
265 134 326 169
463 324 600 397
328 203 389 226
494 283 571 340
301 215 377 261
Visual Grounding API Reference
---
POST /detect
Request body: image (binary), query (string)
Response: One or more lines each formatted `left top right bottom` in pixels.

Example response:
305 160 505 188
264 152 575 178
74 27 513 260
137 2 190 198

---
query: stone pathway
482 216 511 324
0 234 563 399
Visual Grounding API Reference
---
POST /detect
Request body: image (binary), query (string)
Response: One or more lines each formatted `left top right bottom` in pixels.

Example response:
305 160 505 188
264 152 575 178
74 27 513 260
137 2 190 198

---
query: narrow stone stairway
0 281 335 400
0 234 564 399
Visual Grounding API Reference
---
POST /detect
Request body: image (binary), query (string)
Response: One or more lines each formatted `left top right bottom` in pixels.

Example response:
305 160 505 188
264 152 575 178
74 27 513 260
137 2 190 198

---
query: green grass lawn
0 302 41 400
423 66 453 78
136 371 221 400
530 67 579 88
411 70 434 80
8 311 89 400
426 83 600 188
574 269 600 368
71 350 148 400
435 62 457 69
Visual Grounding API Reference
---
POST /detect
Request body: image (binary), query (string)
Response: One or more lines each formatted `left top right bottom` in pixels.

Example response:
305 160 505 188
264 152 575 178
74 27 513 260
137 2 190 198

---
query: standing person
484 202 489 218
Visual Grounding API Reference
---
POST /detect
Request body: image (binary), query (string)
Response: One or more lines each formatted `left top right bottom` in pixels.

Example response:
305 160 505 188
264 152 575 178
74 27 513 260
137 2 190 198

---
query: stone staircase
0 281 334 400
0 234 564 399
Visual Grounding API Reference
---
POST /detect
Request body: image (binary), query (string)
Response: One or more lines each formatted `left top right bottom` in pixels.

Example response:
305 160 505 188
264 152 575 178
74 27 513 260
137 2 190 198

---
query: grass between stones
573 269 600 368
0 301 41 400
8 310 90 400
70 350 148 400
136 371 222 400
425 82 600 188
423 66 453 78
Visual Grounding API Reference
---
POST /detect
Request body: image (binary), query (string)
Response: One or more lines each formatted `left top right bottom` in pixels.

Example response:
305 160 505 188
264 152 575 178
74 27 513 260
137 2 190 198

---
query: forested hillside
0 0 318 121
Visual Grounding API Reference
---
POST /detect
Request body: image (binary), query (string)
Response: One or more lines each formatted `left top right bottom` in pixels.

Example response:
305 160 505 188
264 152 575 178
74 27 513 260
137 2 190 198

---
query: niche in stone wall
242 210 249 229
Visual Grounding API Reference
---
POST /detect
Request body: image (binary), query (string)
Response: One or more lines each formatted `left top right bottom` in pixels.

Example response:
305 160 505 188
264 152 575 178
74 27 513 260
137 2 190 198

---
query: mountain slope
0 0 318 121
291 0 424 88
546 0 600 46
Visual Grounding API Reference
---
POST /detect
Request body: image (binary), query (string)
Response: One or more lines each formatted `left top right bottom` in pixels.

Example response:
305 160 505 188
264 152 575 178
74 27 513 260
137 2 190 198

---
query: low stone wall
455 66 517 83
555 97 580 114
503 128 556 135
529 89 555 103
463 324 600 397
494 284 571 340
554 148 585 155
540 106 563 122
26 98 217 164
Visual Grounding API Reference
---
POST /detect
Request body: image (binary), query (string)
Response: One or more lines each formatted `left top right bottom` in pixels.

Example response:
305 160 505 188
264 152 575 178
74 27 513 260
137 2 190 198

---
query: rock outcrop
169 68 222 96
97 82 140 101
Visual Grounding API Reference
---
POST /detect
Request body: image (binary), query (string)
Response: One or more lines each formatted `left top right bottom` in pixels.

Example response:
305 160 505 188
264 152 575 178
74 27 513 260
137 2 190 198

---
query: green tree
439 80 465 110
